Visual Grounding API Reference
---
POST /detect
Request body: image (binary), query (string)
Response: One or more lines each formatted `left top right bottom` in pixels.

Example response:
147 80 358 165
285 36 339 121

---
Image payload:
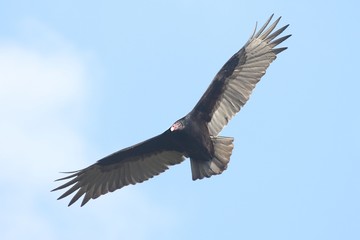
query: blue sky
1 0 359 239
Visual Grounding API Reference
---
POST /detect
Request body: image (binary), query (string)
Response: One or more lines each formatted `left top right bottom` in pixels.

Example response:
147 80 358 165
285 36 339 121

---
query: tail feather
191 136 234 180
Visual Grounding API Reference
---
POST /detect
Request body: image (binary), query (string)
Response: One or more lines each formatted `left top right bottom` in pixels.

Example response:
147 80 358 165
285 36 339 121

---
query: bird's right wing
192 15 291 136
52 132 185 206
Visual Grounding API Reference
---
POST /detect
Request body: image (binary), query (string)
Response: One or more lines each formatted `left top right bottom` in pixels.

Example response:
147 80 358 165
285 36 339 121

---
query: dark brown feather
52 131 185 206
53 15 291 206
191 15 291 136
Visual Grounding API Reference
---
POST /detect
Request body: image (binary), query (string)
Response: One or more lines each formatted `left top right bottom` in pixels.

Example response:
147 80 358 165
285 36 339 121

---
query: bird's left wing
192 15 291 136
52 132 185 206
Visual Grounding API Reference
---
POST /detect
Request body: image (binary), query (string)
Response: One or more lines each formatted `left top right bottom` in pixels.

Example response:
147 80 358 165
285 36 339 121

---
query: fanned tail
191 136 234 180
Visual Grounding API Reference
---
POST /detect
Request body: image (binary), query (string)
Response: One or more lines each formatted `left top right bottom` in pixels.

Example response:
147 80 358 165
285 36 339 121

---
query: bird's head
170 120 185 132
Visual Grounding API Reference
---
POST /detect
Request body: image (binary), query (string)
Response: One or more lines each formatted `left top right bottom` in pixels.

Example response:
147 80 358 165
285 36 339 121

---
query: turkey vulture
53 14 291 206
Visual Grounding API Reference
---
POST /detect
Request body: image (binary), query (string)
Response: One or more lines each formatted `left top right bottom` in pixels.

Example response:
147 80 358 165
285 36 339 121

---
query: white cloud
0 42 87 182
0 20 89 239
0 44 84 109
0 20 179 240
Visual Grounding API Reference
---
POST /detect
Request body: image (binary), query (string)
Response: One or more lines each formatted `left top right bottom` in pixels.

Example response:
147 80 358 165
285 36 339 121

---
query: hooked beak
170 122 182 132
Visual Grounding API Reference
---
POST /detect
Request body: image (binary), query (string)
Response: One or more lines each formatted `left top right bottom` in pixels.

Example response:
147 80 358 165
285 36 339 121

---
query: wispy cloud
0 40 87 182
0 19 179 240
0 20 89 239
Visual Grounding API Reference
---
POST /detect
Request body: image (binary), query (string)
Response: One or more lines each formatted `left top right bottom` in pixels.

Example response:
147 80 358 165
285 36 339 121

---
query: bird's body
53 14 291 206
172 115 214 160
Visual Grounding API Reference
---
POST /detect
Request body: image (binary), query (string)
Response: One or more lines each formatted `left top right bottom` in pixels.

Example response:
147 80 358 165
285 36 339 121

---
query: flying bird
53 14 291 206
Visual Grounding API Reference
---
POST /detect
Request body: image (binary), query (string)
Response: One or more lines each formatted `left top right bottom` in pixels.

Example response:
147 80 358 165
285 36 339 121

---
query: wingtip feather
253 14 275 38
270 34 291 48
273 47 288 55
